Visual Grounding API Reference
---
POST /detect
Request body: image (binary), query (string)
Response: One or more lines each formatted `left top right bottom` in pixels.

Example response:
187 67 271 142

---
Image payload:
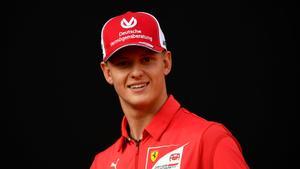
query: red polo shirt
90 95 249 169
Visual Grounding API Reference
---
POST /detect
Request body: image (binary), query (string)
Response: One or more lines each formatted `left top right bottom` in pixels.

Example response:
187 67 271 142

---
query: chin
128 94 153 107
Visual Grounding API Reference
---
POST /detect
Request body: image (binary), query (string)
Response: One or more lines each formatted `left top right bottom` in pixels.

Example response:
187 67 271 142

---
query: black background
6 0 297 169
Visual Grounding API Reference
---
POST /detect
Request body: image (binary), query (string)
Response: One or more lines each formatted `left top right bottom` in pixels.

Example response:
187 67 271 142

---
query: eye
110 58 130 68
142 56 152 63
116 60 129 67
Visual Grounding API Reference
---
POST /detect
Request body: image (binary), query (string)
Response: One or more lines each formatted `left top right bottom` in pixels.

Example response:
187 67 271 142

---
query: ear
100 61 113 85
163 51 172 75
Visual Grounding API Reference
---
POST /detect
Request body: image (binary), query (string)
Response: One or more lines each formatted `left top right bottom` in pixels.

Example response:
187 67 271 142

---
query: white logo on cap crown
121 17 137 29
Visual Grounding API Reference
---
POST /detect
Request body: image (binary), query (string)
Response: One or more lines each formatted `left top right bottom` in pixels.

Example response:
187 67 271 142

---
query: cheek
112 79 125 96
151 69 166 85
111 72 127 89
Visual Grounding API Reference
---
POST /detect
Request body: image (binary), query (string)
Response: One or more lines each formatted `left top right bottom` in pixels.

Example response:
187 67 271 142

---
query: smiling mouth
127 82 150 89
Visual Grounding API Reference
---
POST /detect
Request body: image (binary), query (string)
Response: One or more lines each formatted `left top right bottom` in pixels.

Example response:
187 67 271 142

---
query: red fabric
101 11 166 61
90 95 249 169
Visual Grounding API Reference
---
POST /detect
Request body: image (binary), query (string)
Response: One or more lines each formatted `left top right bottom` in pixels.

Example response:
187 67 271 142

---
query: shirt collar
145 95 181 140
116 117 130 152
117 95 181 152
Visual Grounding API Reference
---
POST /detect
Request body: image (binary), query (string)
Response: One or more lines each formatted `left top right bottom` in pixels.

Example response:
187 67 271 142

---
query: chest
107 139 201 169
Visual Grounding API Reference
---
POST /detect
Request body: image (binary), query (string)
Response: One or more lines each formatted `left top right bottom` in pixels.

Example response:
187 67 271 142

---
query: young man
91 11 249 169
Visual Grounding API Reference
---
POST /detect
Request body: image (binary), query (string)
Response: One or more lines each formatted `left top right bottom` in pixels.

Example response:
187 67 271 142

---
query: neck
126 115 153 141
120 94 168 141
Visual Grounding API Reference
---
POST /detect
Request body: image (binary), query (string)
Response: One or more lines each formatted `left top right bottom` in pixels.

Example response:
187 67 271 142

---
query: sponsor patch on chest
145 143 189 169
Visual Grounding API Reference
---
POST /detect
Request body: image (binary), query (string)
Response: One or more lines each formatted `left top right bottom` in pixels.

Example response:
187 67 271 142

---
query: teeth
130 84 146 89
129 83 148 89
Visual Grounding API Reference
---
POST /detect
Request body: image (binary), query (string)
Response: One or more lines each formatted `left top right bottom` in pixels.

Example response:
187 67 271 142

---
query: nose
130 63 144 79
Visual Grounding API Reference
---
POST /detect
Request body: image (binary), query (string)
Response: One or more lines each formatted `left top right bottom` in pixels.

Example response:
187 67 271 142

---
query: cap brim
103 43 165 62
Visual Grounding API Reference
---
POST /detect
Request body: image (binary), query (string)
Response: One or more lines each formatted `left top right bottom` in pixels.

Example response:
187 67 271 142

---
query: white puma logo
110 158 119 169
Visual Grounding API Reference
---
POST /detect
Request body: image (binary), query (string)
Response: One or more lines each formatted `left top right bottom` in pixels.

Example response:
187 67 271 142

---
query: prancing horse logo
110 158 119 169
151 151 159 162
121 17 137 29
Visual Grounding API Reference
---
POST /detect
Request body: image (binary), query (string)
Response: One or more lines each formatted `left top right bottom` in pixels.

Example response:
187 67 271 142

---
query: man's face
101 46 172 112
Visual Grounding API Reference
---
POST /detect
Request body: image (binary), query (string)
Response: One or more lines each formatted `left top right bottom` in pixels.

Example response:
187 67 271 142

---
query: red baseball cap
101 11 167 62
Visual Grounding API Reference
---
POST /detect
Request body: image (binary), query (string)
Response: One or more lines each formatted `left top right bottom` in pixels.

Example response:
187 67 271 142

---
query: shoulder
174 107 240 145
178 109 238 149
201 121 239 150
167 108 232 142
199 119 249 168
173 108 218 133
